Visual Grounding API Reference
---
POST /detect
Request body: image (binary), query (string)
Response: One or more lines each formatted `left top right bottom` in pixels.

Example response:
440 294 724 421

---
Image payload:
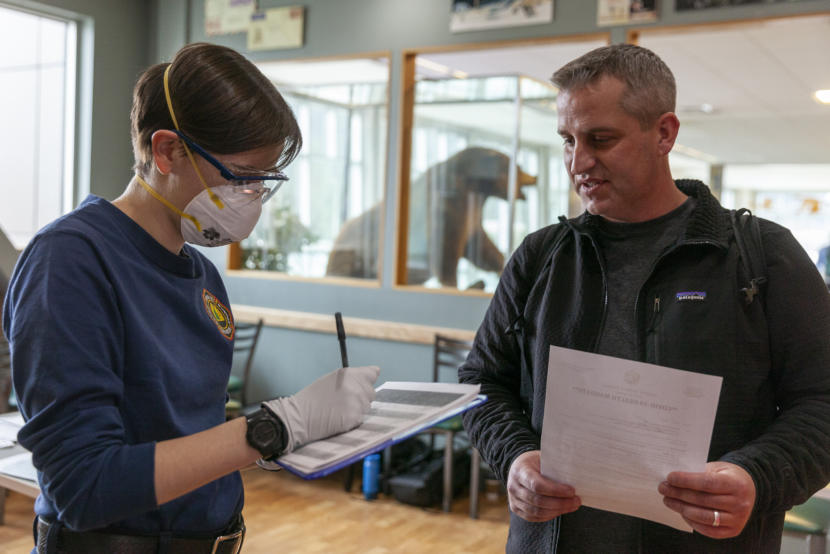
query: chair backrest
1 286 11 413
233 318 264 405
432 334 473 383
0 338 10 413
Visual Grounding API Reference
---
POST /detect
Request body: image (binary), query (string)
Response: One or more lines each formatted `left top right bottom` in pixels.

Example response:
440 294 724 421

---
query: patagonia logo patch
676 291 706 302
202 289 235 340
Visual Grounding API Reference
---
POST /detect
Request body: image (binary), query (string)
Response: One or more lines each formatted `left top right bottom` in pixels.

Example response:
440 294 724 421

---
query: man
459 43 830 552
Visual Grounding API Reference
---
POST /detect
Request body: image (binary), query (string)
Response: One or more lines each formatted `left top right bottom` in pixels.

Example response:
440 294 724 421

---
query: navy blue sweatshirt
3 195 242 535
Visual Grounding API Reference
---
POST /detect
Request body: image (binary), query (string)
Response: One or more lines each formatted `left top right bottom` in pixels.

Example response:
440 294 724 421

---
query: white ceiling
258 16 830 166
418 14 830 165
640 16 830 164
259 58 390 85
417 38 608 83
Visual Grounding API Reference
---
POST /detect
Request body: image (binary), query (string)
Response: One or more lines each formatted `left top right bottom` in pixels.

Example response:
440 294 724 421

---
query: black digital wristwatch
245 407 289 459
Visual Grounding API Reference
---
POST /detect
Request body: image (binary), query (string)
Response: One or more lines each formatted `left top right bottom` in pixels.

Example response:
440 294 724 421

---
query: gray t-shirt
594 197 696 361
556 197 696 553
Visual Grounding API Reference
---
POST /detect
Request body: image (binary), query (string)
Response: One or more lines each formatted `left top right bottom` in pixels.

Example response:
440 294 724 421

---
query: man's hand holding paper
539 345 724 532
660 461 756 538
506 451 581 522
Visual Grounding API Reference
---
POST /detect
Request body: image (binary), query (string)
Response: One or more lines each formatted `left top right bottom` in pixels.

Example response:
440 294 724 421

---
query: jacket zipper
650 296 661 363
633 239 720 360
584 233 609 353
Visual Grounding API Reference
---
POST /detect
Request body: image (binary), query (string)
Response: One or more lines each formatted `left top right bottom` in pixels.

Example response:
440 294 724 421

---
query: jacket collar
564 179 731 250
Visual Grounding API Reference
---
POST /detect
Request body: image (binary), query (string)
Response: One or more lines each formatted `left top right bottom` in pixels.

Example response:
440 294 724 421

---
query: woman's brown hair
130 42 302 177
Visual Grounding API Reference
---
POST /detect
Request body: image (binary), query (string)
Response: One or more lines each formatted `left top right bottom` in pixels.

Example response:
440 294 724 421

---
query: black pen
335 312 349 389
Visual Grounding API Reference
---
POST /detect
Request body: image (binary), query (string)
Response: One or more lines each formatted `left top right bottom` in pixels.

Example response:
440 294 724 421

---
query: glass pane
513 76 566 252
0 70 36 246
39 17 68 66
0 7 74 250
409 80 515 291
722 165 830 264
242 56 389 279
37 66 66 229
406 38 608 292
0 6 38 69
638 15 830 275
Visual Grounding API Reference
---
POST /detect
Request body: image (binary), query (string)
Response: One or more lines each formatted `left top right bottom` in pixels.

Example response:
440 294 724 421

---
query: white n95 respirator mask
135 175 265 248
179 184 263 247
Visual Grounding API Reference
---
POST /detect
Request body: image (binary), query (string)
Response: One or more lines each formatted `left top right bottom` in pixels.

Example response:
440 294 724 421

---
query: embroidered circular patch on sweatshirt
203 288 235 340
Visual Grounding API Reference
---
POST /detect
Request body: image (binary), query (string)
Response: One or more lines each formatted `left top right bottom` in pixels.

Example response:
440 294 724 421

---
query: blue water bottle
362 453 380 500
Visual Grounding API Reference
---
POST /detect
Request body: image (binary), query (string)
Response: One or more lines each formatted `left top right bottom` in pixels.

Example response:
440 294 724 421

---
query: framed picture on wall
248 6 305 51
205 0 255 36
450 0 554 33
598 0 658 26
676 0 808 10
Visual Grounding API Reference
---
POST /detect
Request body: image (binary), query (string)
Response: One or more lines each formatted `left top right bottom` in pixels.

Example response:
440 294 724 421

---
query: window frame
394 33 611 296
226 50 393 288
0 2 82 249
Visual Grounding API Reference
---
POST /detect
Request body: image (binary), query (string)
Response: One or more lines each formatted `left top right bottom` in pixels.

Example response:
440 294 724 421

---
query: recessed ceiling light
415 58 450 75
672 143 718 163
815 90 830 104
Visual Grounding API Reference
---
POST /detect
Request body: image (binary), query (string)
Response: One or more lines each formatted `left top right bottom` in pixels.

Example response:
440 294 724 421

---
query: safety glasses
172 130 288 203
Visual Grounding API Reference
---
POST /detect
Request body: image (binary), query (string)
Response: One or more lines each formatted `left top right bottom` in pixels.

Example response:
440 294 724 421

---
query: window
721 165 830 263
230 56 389 281
399 37 608 292
0 5 76 250
636 15 830 267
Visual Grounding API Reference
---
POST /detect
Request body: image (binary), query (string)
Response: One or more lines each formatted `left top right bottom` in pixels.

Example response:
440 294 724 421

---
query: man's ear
655 112 680 156
150 130 182 175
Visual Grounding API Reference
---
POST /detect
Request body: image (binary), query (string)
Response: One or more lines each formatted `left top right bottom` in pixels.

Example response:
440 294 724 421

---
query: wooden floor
0 465 509 553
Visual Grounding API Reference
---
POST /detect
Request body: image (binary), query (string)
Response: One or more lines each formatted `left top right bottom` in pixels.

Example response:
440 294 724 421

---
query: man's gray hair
551 44 676 128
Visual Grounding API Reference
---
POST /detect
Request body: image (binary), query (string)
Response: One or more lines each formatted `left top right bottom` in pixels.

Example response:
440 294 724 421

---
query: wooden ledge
232 305 477 346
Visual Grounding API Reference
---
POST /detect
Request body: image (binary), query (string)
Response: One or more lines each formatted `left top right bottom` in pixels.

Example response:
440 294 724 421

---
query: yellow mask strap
135 174 202 232
163 64 224 210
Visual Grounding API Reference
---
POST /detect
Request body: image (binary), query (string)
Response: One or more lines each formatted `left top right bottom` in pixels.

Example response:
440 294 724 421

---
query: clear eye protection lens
232 182 265 194
231 180 283 204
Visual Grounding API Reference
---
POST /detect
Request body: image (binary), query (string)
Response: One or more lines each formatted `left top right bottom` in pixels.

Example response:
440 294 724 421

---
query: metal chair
0 285 13 414
784 495 830 554
225 318 264 418
423 335 499 518
0 338 10 414
415 334 474 512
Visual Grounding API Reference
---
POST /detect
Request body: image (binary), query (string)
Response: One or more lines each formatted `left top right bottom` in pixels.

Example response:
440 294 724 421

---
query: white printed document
541 345 722 531
0 412 23 445
0 451 37 482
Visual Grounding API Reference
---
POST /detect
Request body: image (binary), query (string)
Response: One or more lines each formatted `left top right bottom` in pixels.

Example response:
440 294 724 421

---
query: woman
3 42 378 553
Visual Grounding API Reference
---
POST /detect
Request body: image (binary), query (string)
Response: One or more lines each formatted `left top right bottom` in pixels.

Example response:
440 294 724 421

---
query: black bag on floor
387 449 470 507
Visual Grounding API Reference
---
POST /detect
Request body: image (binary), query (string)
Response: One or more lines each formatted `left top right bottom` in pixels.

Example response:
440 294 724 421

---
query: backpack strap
729 208 768 306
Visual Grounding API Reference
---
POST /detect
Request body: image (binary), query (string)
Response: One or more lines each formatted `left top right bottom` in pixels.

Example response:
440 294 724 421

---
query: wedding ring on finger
712 510 721 527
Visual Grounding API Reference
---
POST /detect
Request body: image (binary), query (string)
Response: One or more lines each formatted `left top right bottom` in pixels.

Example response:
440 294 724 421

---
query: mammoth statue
325 147 536 288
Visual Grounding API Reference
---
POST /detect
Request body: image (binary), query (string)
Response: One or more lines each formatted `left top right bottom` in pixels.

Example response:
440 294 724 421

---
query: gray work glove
263 365 379 453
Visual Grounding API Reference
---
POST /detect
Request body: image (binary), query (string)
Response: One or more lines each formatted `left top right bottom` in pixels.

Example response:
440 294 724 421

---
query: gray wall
151 0 830 399
159 0 830 400
18 0 828 399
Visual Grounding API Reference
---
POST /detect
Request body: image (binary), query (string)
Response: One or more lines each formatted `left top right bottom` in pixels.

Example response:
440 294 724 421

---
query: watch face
252 419 278 445
247 409 287 458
